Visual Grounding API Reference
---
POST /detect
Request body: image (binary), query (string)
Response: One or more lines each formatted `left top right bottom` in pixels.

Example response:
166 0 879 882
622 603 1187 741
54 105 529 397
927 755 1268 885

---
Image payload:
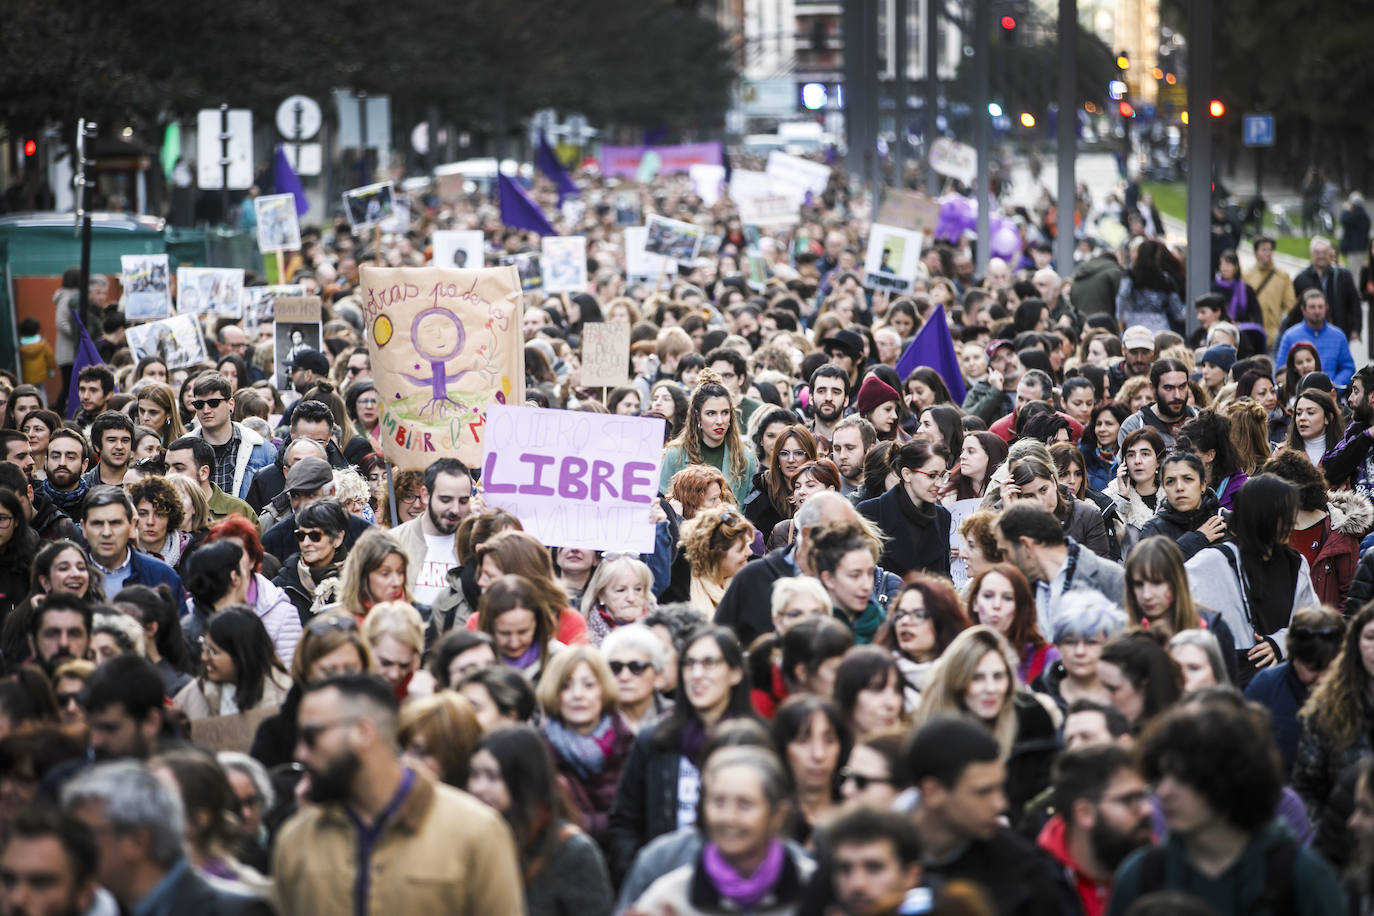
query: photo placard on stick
498 252 543 291
120 254 171 321
862 224 924 292
580 321 631 388
126 314 208 369
241 284 305 336
272 296 324 390
253 194 302 253
342 181 395 231
431 230 485 270
624 227 673 284
176 267 245 317
359 265 526 470
644 215 704 265
541 236 588 294
480 405 665 553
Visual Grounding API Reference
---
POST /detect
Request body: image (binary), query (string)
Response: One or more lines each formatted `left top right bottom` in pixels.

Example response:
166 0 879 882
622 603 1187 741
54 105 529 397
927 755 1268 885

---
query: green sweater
659 441 757 506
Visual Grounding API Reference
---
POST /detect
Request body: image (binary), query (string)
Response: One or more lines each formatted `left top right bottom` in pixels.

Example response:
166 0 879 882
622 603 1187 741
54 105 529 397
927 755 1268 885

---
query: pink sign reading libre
480 405 665 553
599 142 724 179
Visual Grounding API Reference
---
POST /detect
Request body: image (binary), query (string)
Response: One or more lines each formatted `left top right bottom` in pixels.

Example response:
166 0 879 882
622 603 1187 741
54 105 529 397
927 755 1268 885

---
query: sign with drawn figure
342 180 395 230
254 193 302 253
580 321 631 388
359 265 526 470
176 267 246 317
644 215 704 265
541 236 588 294
272 296 324 390
498 252 543 291
126 314 208 370
120 254 171 321
481 405 664 553
862 223 924 292
242 284 305 337
431 230 485 270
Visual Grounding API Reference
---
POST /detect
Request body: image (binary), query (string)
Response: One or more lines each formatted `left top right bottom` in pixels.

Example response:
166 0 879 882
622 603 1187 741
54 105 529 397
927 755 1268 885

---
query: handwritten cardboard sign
929 138 977 186
480 405 664 552
360 265 525 470
580 321 631 388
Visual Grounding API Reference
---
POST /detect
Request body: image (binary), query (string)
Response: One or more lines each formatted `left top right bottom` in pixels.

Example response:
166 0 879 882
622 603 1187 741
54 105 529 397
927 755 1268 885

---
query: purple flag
274 145 309 215
894 304 966 403
498 174 557 237
65 308 107 420
535 132 578 204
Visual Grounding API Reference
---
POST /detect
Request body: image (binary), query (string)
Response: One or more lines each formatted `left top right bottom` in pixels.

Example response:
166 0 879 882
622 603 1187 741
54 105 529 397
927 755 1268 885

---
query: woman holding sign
659 370 758 507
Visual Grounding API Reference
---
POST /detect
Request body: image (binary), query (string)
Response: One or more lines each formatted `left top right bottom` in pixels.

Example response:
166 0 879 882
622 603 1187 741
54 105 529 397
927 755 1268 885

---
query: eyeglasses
910 468 948 484
295 529 328 543
347 366 368 375
609 660 653 676
839 768 893 791
355 399 379 408
306 615 358 636
299 716 361 750
190 398 228 411
235 794 261 811
776 449 810 461
892 608 929 623
0 515 15 529
398 492 424 504
683 655 727 672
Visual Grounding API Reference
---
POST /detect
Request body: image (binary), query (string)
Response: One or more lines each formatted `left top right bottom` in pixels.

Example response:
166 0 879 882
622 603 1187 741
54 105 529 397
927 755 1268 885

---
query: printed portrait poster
342 181 395 231
359 265 526 470
176 267 246 317
431 230 486 270
126 314 208 370
644 214 704 266
862 224 923 293
498 252 543 292
541 236 588 295
624 227 673 285
241 284 306 336
253 193 302 253
120 254 171 320
272 296 324 390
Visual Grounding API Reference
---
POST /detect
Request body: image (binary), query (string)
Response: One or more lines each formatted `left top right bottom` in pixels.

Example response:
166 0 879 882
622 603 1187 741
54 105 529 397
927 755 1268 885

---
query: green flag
160 122 180 180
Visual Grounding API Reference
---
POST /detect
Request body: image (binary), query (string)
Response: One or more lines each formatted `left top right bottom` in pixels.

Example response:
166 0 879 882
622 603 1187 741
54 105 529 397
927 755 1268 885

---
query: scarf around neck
702 839 785 909
896 482 936 528
37 477 87 513
541 714 618 780
1214 274 1247 320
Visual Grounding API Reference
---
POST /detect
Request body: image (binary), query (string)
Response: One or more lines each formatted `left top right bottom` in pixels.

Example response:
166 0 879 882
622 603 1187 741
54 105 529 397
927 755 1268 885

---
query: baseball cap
284 456 334 494
1121 326 1155 351
985 339 1015 361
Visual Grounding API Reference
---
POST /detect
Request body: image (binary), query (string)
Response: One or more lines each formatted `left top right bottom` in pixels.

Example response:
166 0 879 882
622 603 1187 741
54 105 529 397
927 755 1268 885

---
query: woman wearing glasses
873 577 971 710
172 606 291 728
743 424 816 545
838 730 905 808
858 437 952 579
601 624 673 733
272 498 350 622
344 381 381 447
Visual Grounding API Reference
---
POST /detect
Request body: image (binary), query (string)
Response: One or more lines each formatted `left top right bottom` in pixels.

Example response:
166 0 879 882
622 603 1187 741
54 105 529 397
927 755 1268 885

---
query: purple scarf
504 644 541 670
702 840 785 909
1214 274 1247 321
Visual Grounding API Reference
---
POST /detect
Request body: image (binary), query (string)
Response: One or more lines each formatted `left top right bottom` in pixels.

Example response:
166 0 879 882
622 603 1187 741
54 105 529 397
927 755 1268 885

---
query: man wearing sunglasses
184 373 276 502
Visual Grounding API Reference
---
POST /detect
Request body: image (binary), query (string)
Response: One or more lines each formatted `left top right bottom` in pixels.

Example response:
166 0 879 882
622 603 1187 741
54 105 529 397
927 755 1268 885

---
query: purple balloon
934 196 976 244
989 219 1022 261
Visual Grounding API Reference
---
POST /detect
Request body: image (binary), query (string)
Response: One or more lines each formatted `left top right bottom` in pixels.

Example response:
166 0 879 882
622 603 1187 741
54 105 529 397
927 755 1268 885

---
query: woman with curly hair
1294 603 1374 816
129 476 195 575
658 369 757 506
680 506 756 615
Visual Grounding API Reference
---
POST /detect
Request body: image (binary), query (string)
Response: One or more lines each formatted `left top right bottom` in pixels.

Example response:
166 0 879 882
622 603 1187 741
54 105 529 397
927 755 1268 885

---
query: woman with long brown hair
659 369 756 505
743 423 815 543
1294 602 1374 817
966 563 1057 684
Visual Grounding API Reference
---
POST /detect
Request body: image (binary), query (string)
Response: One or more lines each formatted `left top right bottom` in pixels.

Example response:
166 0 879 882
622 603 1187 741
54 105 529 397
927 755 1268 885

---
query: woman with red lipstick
658 369 758 507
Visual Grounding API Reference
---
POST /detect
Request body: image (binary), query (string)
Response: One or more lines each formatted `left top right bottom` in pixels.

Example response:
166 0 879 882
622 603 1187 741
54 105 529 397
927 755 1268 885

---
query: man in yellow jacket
1243 235 1297 345
273 674 524 916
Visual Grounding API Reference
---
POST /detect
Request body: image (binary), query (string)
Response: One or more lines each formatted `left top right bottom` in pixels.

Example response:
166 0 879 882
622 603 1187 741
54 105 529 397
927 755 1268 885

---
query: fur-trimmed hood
1329 489 1374 537
1105 478 1157 529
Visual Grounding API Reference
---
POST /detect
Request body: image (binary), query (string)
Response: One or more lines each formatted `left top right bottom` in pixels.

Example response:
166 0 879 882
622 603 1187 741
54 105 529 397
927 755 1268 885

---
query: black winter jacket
1136 489 1221 560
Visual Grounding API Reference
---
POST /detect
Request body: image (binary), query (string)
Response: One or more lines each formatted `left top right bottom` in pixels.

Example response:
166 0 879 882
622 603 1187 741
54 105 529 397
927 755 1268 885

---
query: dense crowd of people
1 163 1372 915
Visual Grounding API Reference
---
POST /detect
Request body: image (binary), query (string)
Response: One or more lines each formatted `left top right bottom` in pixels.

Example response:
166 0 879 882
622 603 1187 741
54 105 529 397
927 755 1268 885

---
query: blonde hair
332 467 372 515
339 529 412 616
535 645 620 719
1114 375 1152 409
361 601 425 657
580 555 655 618
911 626 1020 757
769 577 832 620
166 474 210 532
680 505 755 582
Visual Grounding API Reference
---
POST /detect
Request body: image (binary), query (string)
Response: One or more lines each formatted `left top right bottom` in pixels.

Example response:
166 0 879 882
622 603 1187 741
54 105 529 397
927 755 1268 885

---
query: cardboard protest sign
241 284 305 336
624 227 673 284
689 164 725 207
272 296 323 390
189 706 274 753
359 265 526 470
541 236 588 294
431 230 485 270
765 151 831 198
644 215 704 265
254 193 302 252
126 314 208 369
876 189 942 235
580 321 631 388
342 181 395 230
499 252 543 291
121 255 171 320
481 405 664 553
929 138 977 186
176 267 245 317
863 224 923 292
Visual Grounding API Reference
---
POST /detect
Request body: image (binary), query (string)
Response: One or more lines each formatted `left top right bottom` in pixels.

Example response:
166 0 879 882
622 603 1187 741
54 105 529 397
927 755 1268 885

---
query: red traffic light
1000 15 1016 28
1118 101 1135 118
1209 99 1226 118
22 140 35 157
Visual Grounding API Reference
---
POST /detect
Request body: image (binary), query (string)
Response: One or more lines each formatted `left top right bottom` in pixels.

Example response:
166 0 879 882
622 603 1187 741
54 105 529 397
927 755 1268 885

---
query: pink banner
599 142 724 179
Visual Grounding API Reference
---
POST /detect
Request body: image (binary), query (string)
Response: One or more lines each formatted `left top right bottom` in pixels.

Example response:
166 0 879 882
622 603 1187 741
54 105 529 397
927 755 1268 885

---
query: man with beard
274 675 523 915
164 436 259 529
1318 364 1374 496
1116 359 1197 450
392 459 473 609
79 656 166 762
809 365 851 445
64 761 268 914
830 416 875 499
1105 325 1156 397
1036 745 1152 916
27 594 91 676
78 412 133 489
826 807 925 916
0 806 108 916
37 430 90 520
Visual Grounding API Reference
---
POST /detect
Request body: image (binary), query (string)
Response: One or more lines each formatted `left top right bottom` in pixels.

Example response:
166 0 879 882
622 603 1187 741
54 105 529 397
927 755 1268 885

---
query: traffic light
1209 99 1226 118
1118 101 1135 119
1001 15 1016 29
1000 14 1017 45
1116 52 1130 71
22 140 36 157
1020 112 1036 128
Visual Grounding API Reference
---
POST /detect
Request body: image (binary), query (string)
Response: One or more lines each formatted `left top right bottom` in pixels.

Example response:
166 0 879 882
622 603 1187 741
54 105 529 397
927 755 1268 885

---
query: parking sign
1243 114 1275 148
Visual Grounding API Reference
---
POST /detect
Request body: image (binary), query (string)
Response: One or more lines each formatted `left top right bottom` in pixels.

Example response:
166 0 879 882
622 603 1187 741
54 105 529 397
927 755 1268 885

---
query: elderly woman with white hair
770 576 833 635
1168 629 1230 694
582 554 656 646
1031 589 1127 712
601 623 673 732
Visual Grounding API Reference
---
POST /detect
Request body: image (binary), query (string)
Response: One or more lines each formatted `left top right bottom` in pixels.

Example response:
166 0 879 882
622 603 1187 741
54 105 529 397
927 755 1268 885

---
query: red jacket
1036 814 1110 916
989 410 1084 444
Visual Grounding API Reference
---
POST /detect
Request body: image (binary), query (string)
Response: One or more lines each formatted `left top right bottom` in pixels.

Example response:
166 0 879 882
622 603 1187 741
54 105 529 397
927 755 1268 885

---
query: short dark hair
704 347 747 378
1149 358 1190 389
30 593 93 645
0 462 27 492
80 655 165 720
903 716 1001 788
1065 699 1131 739
997 501 1065 547
456 666 536 721
1193 293 1226 314
81 485 134 522
190 373 233 399
1051 744 1136 824
77 365 114 394
304 673 400 717
810 363 852 398
90 411 136 450
165 436 214 472
290 399 335 431
780 617 854 690
1 805 98 886
0 429 30 459
823 805 923 866
295 498 350 536
424 458 470 495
